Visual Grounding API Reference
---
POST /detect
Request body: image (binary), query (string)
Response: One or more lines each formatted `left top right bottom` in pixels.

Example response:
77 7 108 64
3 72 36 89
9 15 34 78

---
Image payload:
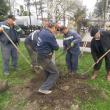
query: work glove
70 42 75 47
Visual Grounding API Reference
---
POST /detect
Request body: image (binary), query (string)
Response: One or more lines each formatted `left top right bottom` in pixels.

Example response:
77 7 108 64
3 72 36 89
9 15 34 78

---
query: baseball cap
90 27 99 37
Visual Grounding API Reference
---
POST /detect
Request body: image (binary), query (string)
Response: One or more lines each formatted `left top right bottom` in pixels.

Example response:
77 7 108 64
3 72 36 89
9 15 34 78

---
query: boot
107 71 110 81
91 70 99 80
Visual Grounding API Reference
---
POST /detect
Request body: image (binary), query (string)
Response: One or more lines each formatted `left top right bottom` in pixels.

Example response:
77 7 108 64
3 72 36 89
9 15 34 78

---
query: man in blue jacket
60 26 81 75
0 15 22 75
36 22 59 94
25 28 41 70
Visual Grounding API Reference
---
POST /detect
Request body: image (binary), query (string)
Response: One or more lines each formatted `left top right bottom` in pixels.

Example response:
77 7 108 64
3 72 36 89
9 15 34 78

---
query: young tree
74 8 86 33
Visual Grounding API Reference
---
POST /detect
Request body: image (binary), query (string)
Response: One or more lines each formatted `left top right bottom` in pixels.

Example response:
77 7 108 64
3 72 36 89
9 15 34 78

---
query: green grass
56 34 63 39
0 44 110 110
56 49 110 110
0 43 33 110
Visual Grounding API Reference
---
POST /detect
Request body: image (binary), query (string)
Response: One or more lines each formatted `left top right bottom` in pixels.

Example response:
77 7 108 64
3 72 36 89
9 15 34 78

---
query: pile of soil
23 74 103 110
6 73 108 110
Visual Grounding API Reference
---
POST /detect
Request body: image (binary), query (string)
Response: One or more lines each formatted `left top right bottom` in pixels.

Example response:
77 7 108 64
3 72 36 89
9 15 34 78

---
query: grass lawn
0 43 110 110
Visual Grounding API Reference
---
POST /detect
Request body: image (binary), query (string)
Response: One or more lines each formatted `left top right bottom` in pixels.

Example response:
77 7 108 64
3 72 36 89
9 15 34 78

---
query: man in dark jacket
25 29 41 70
36 22 59 94
90 27 110 81
60 26 81 74
0 15 22 75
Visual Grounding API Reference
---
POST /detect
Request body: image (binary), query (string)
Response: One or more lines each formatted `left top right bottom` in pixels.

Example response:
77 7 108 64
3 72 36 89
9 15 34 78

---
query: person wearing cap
90 27 110 81
60 26 81 75
0 15 22 75
35 22 59 94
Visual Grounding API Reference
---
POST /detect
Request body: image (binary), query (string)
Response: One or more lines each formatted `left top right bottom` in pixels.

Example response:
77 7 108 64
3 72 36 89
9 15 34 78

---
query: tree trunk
76 22 81 34
63 11 66 26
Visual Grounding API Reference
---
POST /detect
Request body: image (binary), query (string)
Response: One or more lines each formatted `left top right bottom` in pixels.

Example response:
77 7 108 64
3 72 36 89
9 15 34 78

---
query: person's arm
14 25 25 34
71 31 81 44
0 25 10 35
63 39 69 51
0 27 3 37
48 35 59 50
91 39 98 62
0 22 4 33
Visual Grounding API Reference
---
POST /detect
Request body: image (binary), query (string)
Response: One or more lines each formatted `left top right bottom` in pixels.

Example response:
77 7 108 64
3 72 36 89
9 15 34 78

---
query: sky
82 0 97 13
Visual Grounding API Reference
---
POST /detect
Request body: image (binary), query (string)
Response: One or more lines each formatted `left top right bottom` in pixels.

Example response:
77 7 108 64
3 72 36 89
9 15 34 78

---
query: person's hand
71 42 74 47
0 27 3 32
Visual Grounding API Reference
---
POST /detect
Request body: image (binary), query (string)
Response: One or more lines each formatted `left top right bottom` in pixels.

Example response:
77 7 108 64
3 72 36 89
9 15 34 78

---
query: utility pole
104 0 108 23
12 0 16 15
103 0 109 29
34 0 38 20
27 0 32 31
106 0 109 20
40 0 43 22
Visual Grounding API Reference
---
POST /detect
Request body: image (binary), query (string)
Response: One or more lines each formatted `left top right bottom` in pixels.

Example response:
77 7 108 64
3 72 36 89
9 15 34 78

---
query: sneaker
38 89 52 94
4 72 9 76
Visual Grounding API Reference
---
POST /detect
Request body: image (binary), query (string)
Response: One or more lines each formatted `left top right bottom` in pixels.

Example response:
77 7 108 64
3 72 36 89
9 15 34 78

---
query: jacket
63 30 81 55
0 21 21 45
36 29 59 57
25 30 40 51
91 31 110 54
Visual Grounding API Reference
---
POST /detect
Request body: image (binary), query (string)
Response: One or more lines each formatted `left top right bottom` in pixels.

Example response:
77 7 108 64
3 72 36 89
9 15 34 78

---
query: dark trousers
37 54 59 90
25 42 37 66
92 51 110 72
1 43 18 73
66 52 79 73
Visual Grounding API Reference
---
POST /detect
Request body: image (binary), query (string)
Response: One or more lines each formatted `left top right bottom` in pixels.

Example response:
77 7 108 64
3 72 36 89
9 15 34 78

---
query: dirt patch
24 74 105 110
5 73 109 110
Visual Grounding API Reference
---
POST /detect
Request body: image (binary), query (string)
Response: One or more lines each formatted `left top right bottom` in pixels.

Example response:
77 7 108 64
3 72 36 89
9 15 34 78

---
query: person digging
90 27 110 81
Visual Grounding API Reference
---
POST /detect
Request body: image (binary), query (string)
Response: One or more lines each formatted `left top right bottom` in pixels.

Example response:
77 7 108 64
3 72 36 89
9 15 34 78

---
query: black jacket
91 31 110 53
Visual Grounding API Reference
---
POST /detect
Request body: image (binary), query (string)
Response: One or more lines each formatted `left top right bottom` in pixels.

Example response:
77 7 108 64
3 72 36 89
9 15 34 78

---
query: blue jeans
1 43 18 73
66 52 79 73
